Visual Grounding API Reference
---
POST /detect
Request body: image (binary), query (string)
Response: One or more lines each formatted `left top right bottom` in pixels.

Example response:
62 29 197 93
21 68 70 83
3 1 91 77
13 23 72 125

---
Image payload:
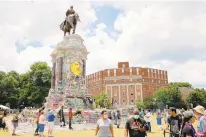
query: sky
0 0 206 88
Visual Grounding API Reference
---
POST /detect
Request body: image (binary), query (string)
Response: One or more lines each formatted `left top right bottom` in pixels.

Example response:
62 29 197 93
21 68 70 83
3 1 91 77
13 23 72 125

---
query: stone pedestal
45 34 92 109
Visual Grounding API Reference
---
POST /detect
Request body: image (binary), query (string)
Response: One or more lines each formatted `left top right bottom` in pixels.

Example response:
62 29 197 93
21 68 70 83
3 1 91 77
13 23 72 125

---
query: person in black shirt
181 111 197 137
125 109 149 137
165 107 182 137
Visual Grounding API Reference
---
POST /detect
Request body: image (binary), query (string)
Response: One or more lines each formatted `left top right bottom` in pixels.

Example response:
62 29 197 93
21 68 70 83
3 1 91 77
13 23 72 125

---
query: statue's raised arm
60 6 81 36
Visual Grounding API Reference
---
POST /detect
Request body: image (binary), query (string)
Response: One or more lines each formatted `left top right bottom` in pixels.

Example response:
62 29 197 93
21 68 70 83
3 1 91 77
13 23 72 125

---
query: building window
122 79 124 82
131 93 134 96
122 68 124 74
136 68 139 75
123 100 125 102
108 70 110 76
123 92 124 95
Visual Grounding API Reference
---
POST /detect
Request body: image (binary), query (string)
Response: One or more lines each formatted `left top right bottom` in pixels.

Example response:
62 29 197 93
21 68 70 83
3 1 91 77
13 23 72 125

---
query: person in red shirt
68 108 73 129
34 109 42 136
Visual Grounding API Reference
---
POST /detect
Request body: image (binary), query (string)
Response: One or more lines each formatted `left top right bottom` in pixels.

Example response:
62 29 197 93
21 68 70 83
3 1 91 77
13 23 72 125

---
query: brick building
86 62 168 106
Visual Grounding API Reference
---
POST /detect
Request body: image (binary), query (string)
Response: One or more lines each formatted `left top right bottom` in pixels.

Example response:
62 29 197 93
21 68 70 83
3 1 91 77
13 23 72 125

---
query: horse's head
74 13 81 22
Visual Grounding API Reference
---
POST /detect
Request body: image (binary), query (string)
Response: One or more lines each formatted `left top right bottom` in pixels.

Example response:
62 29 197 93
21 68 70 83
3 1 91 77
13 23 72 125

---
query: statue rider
65 6 75 28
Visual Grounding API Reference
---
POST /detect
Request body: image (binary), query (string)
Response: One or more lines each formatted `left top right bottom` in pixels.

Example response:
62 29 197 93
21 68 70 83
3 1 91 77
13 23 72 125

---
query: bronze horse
60 13 81 36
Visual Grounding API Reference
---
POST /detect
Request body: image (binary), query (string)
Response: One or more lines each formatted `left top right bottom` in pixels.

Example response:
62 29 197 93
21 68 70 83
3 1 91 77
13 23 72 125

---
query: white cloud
0 1 206 88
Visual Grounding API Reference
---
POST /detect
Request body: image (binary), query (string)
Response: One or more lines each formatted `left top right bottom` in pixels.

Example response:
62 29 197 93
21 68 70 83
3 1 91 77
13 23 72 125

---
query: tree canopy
187 88 206 108
0 62 51 109
94 92 112 108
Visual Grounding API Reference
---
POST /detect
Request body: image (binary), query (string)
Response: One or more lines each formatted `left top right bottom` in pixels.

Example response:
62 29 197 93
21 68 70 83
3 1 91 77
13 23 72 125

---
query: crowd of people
0 105 206 137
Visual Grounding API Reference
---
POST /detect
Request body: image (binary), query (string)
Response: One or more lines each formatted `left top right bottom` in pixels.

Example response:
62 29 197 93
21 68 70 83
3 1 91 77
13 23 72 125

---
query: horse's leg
64 31 66 36
73 24 76 34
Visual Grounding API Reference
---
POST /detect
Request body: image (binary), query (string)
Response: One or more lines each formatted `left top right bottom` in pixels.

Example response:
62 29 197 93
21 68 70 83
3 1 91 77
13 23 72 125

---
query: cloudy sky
0 0 206 88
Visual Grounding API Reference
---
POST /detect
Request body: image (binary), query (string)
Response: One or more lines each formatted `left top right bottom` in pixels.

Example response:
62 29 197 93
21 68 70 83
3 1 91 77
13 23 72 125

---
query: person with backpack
12 113 19 136
193 105 206 137
125 109 149 137
165 107 182 137
181 111 197 137
34 108 42 136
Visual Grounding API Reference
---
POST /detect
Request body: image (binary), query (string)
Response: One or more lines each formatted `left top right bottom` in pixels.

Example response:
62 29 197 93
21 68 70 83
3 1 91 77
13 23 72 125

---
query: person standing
145 109 151 132
117 110 121 128
95 110 114 137
125 109 149 137
59 105 66 127
34 109 42 136
47 110 55 137
11 113 19 136
38 111 46 137
68 108 73 130
165 107 182 137
181 111 197 137
193 105 206 137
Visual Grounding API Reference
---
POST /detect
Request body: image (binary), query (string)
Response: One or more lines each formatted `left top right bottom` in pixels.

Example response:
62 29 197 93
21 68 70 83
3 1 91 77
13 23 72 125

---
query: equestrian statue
60 6 81 36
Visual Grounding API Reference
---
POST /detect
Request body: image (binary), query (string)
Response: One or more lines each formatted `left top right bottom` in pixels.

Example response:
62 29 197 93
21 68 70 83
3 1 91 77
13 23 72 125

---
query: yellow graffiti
70 61 82 76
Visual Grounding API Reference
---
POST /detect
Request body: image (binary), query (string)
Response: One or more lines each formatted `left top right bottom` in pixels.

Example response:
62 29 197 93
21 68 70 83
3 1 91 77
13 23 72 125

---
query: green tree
169 82 192 88
135 101 145 109
1 75 19 108
0 71 7 104
0 62 51 109
187 88 206 107
94 92 112 108
154 84 186 108
24 62 51 108
143 97 154 108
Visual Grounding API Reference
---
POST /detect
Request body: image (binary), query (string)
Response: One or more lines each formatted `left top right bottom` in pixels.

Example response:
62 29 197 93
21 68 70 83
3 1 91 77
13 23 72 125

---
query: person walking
11 113 19 136
68 108 73 130
165 107 182 137
193 105 206 137
34 109 42 136
145 109 151 132
181 111 197 137
38 111 46 137
95 110 114 137
125 109 149 137
59 105 66 127
47 109 55 137
117 110 121 128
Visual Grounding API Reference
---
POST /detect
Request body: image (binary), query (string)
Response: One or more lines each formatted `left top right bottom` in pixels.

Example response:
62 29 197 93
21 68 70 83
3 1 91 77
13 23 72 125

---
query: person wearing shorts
38 111 46 137
47 110 55 137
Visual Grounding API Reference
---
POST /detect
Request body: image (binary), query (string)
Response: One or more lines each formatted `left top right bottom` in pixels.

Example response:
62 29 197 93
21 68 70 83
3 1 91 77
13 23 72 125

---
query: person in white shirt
38 111 46 137
95 110 114 137
145 109 151 132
